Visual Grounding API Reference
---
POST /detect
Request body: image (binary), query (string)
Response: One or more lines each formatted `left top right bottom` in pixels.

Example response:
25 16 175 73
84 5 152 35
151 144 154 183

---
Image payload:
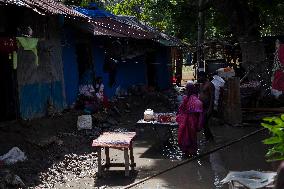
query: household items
240 81 261 97
155 113 176 123
217 67 235 79
144 109 154 121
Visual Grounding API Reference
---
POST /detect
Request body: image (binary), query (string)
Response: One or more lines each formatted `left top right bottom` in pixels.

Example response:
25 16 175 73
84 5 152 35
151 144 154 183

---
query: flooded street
132 130 274 189
92 120 270 189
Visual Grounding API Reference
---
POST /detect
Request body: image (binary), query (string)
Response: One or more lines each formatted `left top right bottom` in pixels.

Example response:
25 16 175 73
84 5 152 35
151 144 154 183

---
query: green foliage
261 115 284 162
249 0 284 36
64 0 284 43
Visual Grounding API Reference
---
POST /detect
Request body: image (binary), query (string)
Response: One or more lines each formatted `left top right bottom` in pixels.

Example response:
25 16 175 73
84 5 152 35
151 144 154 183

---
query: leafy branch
261 115 284 162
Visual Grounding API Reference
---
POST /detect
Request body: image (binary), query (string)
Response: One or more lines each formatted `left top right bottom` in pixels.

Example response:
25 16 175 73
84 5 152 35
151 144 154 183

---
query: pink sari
176 95 204 155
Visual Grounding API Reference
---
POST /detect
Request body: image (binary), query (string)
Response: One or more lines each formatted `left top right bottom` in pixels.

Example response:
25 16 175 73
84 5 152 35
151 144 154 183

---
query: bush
261 114 284 162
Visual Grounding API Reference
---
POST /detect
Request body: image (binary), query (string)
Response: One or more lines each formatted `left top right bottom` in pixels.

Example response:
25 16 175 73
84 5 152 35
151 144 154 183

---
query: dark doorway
146 52 157 88
75 43 93 82
0 54 18 121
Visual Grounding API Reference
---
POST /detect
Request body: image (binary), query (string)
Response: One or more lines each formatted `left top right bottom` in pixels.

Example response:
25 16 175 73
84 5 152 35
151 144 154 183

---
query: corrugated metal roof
76 21 126 37
92 17 155 39
115 15 185 47
0 0 89 19
115 16 158 34
72 6 155 39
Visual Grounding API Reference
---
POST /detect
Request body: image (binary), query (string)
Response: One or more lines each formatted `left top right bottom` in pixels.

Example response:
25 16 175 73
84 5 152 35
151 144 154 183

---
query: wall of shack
17 15 66 119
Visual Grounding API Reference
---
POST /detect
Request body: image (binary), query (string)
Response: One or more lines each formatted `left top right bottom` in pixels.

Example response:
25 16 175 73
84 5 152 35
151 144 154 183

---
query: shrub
261 114 284 162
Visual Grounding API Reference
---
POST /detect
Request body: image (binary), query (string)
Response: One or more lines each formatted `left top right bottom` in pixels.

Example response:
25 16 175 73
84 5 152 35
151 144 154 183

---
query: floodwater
93 120 270 188
134 130 276 189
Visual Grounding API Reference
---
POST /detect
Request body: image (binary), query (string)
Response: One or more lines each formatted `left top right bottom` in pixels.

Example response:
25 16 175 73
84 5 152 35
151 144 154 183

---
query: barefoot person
198 72 215 141
176 83 204 156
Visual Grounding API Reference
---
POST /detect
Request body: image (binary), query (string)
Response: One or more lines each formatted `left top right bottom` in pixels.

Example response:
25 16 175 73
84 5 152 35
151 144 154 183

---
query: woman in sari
176 83 204 156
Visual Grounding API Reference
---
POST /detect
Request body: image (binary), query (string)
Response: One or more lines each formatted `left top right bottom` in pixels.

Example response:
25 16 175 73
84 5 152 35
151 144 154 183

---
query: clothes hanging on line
16 37 39 66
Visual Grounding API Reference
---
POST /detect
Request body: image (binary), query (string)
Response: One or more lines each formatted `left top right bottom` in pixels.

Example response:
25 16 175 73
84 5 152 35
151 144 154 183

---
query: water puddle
160 129 209 160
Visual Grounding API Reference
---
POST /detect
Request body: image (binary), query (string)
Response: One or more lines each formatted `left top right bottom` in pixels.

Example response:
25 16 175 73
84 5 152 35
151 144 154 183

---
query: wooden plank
102 163 136 168
92 132 136 148
97 147 102 177
124 148 130 176
105 147 110 170
129 143 135 171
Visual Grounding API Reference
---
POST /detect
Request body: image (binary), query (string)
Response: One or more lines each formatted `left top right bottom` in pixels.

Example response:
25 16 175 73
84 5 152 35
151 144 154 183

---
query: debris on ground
0 147 27 165
77 115 93 130
0 91 178 188
0 170 26 189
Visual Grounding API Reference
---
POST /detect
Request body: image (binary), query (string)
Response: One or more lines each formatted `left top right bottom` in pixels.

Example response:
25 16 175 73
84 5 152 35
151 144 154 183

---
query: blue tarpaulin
74 3 114 18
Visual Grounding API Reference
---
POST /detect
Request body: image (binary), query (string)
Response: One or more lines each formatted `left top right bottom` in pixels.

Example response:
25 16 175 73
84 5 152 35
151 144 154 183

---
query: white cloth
221 171 276 189
96 84 104 101
79 84 95 97
211 75 225 110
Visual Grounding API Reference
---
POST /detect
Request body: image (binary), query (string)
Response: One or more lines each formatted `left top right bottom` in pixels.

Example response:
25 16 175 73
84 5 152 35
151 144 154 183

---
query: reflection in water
158 127 228 188
160 129 210 160
161 129 184 160
210 152 227 188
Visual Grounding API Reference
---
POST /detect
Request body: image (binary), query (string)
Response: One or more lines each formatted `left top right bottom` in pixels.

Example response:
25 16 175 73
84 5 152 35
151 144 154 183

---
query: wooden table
92 132 136 177
136 119 178 141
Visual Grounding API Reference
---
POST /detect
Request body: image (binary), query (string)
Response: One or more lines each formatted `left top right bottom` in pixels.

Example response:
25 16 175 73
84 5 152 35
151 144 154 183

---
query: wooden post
97 147 102 177
223 77 242 124
129 143 135 170
197 0 205 73
105 147 110 169
124 148 130 176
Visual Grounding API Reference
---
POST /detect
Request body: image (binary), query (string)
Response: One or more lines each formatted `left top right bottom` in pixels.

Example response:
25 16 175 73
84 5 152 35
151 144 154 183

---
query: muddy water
134 130 275 189
144 122 261 161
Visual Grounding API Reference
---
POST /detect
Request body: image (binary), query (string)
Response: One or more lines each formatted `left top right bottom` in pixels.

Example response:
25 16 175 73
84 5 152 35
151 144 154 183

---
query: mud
0 89 277 189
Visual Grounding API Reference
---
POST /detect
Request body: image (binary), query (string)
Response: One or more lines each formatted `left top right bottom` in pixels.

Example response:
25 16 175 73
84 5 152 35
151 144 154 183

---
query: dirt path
0 91 272 189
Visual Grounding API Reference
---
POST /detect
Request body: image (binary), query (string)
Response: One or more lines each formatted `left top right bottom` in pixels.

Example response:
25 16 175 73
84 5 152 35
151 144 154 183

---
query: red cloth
0 37 17 54
272 70 284 91
176 95 204 155
279 44 284 66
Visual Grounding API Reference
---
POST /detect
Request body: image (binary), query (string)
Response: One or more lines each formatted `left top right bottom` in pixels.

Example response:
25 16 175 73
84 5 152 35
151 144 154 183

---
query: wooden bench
92 132 136 177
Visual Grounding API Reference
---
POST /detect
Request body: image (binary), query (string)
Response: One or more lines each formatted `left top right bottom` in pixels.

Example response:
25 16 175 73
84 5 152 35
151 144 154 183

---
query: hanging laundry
272 44 284 97
272 70 284 91
13 51 17 69
16 37 39 66
0 38 18 69
0 37 17 54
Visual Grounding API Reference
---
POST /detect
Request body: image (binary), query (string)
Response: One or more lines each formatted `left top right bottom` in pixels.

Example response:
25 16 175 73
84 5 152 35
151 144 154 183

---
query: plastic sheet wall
62 28 79 107
155 47 172 90
17 17 66 119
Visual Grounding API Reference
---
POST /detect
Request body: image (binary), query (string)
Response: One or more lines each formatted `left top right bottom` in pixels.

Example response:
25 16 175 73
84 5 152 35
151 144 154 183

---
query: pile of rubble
38 152 98 188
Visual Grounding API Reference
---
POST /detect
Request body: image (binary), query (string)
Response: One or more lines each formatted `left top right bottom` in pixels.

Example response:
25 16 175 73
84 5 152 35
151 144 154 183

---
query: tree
65 0 284 76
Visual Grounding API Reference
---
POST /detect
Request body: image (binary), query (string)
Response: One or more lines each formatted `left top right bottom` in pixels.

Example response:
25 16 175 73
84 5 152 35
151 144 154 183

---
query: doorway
146 52 157 88
0 53 18 121
75 43 94 84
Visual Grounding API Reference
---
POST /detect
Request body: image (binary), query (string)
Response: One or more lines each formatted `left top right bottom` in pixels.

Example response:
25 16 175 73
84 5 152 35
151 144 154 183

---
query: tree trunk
197 0 205 73
238 37 267 80
213 0 268 81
